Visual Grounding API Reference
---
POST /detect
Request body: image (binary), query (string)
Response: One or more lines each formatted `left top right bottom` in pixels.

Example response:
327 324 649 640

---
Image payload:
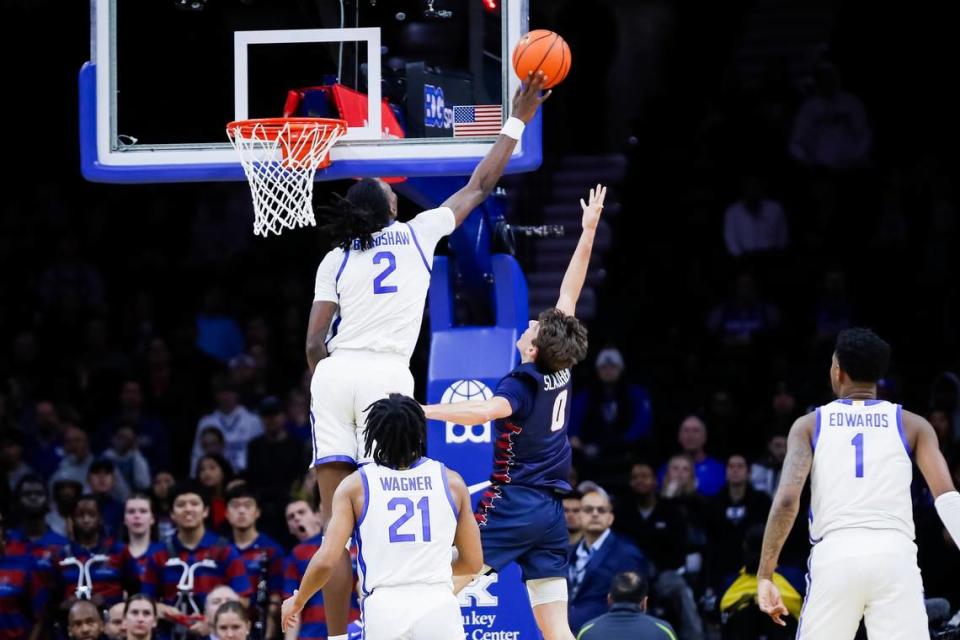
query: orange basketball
512 29 572 90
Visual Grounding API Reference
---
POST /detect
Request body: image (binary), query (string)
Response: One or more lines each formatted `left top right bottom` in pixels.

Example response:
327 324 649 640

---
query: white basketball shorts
310 349 414 466
361 585 463 640
796 529 928 640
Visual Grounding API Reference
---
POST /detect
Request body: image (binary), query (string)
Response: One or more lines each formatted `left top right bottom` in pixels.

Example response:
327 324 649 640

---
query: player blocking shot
757 328 960 640
304 72 550 638
422 185 607 640
280 395 483 640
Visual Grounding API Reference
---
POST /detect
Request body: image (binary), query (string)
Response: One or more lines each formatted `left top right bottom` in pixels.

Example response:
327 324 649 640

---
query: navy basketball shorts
476 484 569 581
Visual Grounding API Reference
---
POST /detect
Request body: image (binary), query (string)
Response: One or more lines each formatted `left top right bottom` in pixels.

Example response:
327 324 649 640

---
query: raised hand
511 71 552 123
580 183 607 231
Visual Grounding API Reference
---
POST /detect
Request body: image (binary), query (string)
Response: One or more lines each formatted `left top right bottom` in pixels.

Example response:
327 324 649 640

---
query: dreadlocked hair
317 178 393 251
363 394 427 469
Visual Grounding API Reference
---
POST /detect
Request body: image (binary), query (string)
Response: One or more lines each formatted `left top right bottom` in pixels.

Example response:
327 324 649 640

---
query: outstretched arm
555 185 606 316
442 72 551 227
423 397 513 427
280 474 359 632
757 414 813 626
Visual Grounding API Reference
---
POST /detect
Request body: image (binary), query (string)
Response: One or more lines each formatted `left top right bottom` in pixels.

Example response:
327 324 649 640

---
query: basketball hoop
226 117 348 237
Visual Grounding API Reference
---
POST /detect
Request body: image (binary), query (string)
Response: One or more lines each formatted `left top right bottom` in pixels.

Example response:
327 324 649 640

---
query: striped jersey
0 545 47 640
53 538 139 607
232 533 285 600
283 535 361 640
809 399 914 542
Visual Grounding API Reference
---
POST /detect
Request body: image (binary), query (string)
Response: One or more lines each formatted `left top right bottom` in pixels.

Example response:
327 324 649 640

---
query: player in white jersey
280 394 483 640
304 71 549 638
757 328 960 639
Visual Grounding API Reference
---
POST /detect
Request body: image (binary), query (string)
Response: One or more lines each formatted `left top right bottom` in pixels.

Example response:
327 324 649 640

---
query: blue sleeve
495 374 536 420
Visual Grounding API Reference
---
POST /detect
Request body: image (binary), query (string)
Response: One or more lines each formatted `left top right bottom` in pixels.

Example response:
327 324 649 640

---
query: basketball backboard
81 0 539 183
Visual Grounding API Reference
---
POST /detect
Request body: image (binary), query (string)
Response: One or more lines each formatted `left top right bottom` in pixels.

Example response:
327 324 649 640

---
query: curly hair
533 308 589 373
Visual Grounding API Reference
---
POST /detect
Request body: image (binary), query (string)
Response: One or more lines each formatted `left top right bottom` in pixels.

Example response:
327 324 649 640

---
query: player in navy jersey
224 485 284 640
424 185 607 640
0 511 47 640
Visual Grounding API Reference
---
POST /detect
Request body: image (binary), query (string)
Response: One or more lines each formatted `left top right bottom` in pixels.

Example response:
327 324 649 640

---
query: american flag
452 105 503 137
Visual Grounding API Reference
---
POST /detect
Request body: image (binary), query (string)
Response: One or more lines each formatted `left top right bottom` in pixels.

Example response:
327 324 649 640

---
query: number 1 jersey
355 458 459 596
313 207 455 361
809 399 914 543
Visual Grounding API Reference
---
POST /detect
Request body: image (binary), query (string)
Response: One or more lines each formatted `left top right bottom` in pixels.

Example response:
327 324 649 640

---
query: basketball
512 29 572 89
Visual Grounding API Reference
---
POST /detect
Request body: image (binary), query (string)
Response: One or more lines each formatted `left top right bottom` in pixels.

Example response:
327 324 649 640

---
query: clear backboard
81 0 539 183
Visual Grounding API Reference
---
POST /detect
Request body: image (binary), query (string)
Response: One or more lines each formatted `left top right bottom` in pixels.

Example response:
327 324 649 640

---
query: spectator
87 459 128 536
245 396 308 541
616 463 703 640
96 380 169 473
103 602 127 640
563 490 584 545
50 426 96 491
213 601 251 640
931 372 960 443
197 427 227 461
284 500 321 544
48 479 84 537
789 63 871 170
283 499 361 640
576 572 677 640
568 487 648 634
66 599 107 640
195 288 246 363
284 390 312 445
140 480 252 616
569 348 654 460
121 493 163 580
123 594 158 640
8 474 69 576
0 509 47 640
708 455 771 589
102 425 152 495
667 417 725 497
53 495 139 608
719 526 799 638
191 379 263 474
202 586 242 639
150 471 176 540
750 432 788 498
24 400 65 480
814 270 854 345
706 274 780 349
105 602 125 640
0 429 34 492
225 484 284 640
723 177 789 257
194 454 234 531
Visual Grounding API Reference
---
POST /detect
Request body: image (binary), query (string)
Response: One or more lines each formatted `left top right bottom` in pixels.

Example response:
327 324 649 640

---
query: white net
226 119 348 237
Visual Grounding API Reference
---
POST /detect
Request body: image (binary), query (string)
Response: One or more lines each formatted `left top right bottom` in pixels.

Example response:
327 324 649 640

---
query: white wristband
500 117 525 140
935 490 960 546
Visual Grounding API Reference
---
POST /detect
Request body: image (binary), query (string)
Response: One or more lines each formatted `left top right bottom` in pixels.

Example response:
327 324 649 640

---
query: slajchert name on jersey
826 412 890 428
543 368 571 391
378 476 434 492
352 230 411 250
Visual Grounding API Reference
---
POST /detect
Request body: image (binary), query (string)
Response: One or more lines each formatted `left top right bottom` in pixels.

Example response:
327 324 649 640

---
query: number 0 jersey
313 207 455 361
809 399 914 543
355 458 459 596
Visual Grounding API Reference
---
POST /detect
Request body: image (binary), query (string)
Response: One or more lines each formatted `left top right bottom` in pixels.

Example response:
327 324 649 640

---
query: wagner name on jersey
809 399 914 542
355 457 459 596
313 207 455 360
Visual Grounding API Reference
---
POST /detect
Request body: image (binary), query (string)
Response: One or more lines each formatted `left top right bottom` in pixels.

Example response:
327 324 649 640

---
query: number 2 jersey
313 207 455 361
488 362 573 493
355 458 459 596
809 399 914 543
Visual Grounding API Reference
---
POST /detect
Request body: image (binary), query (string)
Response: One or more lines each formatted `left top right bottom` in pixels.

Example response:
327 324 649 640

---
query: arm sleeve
494 374 536 421
313 250 343 303
935 491 960 547
407 207 456 249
